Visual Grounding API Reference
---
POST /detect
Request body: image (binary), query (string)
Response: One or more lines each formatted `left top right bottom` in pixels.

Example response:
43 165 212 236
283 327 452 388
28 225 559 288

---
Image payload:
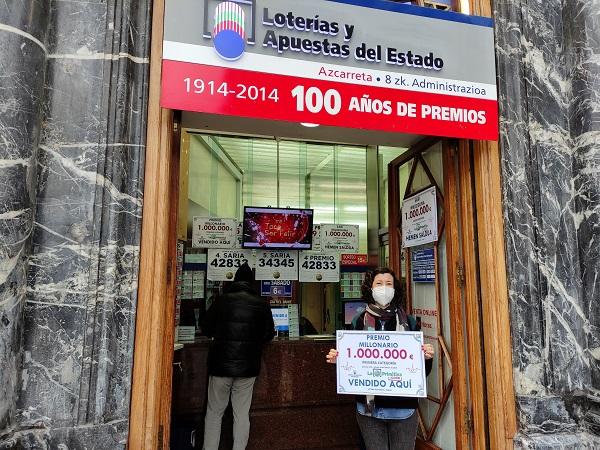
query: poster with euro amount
336 330 427 397
192 217 237 248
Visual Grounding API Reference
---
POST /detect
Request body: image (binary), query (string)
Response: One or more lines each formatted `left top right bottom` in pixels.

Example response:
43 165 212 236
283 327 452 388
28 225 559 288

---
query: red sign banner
161 60 498 140
341 254 369 266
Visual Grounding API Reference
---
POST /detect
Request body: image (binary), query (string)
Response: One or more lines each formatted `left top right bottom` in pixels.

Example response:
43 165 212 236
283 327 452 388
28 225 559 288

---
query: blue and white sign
271 308 289 332
411 248 435 283
336 331 427 397
261 280 293 297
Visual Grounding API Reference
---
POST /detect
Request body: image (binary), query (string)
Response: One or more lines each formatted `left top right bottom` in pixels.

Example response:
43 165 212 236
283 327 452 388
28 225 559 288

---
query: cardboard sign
402 187 438 248
255 250 298 280
207 249 254 281
336 331 427 397
321 224 360 253
192 217 237 248
299 252 340 282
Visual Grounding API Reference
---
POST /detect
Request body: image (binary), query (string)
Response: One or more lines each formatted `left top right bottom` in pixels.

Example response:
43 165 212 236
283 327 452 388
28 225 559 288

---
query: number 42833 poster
336 331 427 397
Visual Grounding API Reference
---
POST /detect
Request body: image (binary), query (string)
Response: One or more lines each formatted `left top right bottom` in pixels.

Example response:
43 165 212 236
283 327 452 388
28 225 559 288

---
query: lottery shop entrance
129 109 500 450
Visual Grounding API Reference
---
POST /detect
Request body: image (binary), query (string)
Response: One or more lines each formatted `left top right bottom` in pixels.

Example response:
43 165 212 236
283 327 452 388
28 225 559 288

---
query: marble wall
495 0 600 447
0 0 151 448
0 0 50 438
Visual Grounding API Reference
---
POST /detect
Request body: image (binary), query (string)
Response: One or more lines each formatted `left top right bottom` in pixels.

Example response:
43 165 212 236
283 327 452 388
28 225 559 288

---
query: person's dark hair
361 267 405 309
234 262 254 283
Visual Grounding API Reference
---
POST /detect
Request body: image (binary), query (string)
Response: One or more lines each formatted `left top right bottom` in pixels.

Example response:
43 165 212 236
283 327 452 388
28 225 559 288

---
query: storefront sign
411 248 435 282
207 249 254 281
299 252 340 282
341 253 368 266
402 187 438 248
321 224 360 253
336 331 427 397
255 250 299 280
162 0 497 140
192 217 237 248
261 280 293 297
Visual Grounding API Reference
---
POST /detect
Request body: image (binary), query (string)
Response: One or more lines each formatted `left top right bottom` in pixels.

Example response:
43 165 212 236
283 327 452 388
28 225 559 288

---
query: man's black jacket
202 281 275 378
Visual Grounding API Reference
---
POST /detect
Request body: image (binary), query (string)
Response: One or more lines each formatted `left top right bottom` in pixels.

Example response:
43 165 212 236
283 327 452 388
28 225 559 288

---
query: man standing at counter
201 263 276 450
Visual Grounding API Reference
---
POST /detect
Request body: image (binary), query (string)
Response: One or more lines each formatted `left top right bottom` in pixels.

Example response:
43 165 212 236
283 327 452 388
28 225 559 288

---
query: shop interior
170 114 455 449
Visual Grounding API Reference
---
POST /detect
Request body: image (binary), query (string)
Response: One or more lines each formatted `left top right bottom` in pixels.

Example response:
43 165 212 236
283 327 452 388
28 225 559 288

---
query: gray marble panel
0 0 150 447
18 302 85 428
0 3 49 434
514 432 600 450
496 0 600 445
0 420 128 449
0 0 50 45
48 0 152 59
494 0 547 396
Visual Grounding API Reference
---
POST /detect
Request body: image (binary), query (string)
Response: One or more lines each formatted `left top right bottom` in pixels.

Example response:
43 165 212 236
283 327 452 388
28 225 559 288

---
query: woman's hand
422 344 434 360
326 348 339 364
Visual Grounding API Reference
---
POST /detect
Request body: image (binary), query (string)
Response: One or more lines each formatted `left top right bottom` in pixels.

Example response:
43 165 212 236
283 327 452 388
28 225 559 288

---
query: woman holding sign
326 268 434 450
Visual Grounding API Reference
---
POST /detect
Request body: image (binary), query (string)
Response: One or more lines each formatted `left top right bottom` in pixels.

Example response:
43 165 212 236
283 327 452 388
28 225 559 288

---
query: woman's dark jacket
353 309 433 411
201 281 275 377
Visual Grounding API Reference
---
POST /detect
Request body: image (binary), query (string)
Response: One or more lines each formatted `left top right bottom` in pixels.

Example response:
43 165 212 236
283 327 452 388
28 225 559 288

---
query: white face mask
372 286 395 307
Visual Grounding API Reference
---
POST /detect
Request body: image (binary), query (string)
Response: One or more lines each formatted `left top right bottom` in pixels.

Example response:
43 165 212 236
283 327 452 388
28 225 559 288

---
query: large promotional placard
336 331 427 397
321 224 360 253
193 217 237 248
299 251 340 282
207 249 254 281
402 186 438 248
162 0 497 140
255 250 298 280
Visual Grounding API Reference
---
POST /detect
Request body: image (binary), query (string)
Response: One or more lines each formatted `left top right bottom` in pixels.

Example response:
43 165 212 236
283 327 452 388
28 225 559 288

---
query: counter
171 338 360 449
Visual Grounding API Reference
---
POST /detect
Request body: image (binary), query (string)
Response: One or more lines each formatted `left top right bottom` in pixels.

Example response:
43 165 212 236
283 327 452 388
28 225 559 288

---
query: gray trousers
202 376 257 450
356 411 419 450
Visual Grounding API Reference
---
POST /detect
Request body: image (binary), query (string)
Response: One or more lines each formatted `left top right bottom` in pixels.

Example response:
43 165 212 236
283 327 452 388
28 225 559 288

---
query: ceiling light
300 123 320 128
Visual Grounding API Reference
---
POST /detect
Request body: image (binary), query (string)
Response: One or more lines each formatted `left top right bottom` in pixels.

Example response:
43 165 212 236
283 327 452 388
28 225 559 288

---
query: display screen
344 301 367 325
242 207 313 249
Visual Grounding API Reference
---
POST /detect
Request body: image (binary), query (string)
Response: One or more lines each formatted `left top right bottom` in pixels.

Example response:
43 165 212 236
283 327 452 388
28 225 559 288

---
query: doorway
129 116 517 450
166 124 490 449
387 139 492 449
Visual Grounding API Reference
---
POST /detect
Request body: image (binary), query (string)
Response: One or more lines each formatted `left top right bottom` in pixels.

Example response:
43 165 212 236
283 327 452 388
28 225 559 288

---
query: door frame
387 138 491 449
128 0 516 448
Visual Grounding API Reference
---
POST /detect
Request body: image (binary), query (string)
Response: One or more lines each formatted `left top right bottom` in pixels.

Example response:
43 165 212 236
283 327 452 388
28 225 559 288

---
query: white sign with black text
192 217 237 248
321 224 360 253
255 250 298 281
207 249 254 281
299 252 340 283
336 331 427 397
401 186 438 248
